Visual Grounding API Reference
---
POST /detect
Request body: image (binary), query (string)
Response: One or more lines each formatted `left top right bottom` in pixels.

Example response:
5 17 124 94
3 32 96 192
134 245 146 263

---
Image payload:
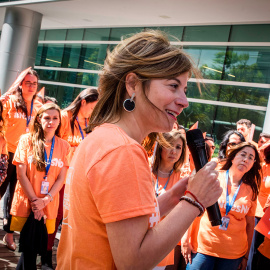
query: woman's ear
125 73 140 97
81 99 86 107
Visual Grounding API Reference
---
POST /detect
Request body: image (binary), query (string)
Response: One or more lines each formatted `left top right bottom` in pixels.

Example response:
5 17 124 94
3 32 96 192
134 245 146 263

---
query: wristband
47 192 53 202
180 195 205 217
184 190 205 210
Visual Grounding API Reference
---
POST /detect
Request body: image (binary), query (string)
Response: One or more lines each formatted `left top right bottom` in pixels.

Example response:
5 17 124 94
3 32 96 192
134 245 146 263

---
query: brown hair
152 130 186 174
64 88 99 135
30 103 61 171
86 30 201 149
221 142 262 200
14 68 39 115
236 119 252 129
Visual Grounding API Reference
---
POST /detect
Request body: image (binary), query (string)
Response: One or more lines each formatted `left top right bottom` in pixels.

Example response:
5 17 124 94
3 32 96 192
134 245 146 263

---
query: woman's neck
158 161 173 176
44 133 55 143
22 92 34 103
228 169 243 187
77 111 85 121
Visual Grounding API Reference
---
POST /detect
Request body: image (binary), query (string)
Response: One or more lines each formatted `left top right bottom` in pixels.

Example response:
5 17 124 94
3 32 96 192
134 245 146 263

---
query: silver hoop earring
123 93 135 112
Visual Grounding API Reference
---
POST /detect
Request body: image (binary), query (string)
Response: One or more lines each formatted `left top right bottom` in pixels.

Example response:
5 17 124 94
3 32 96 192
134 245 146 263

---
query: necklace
158 169 172 175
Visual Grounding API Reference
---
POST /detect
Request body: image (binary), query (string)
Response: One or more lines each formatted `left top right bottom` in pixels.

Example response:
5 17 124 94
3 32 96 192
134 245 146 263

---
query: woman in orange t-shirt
60 88 99 155
187 142 261 270
152 130 187 269
56 31 222 270
10 103 70 269
0 68 42 251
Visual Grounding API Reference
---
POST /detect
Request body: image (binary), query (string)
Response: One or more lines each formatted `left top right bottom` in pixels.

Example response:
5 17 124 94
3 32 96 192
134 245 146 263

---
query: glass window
39 30 46 40
35 44 43 66
183 26 230 42
84 28 110 41
61 44 82 68
184 46 227 80
80 44 107 70
178 102 265 142
224 46 270 83
110 27 144 41
45 29 67 41
66 29 84 40
146 26 184 41
230 25 270 42
44 44 64 67
81 73 99 87
38 69 61 82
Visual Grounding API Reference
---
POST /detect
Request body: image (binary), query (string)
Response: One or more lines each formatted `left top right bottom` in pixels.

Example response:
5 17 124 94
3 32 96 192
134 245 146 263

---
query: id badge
26 127 29 133
41 181 49 194
219 216 230 231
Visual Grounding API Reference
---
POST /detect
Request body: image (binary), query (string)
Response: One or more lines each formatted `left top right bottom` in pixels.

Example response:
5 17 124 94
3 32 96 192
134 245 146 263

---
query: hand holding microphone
186 129 222 226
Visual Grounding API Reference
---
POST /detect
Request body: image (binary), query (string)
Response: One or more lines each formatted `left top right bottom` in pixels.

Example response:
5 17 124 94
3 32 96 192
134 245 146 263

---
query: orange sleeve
60 111 70 141
13 135 29 165
87 144 155 224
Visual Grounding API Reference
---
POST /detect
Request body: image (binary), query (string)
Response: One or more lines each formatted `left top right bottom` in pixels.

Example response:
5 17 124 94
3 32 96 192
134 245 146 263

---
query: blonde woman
57 30 222 269
10 103 70 269
152 130 187 269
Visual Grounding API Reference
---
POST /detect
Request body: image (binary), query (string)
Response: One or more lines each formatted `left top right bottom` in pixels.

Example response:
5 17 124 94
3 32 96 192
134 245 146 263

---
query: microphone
186 129 222 226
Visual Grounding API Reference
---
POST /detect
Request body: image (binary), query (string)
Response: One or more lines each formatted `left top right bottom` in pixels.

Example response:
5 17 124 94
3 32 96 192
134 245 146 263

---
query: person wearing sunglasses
218 130 246 161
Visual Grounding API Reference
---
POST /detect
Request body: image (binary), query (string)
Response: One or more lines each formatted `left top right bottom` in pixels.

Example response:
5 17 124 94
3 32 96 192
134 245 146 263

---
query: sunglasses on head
227 142 238 147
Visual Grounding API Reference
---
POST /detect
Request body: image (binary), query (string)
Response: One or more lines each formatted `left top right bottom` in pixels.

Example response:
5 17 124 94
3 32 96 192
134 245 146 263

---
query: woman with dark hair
187 142 261 270
60 88 99 155
10 103 70 269
0 68 43 251
218 130 245 160
57 30 222 269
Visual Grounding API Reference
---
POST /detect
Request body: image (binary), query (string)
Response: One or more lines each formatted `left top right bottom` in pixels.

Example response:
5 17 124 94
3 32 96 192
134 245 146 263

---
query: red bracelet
185 190 205 210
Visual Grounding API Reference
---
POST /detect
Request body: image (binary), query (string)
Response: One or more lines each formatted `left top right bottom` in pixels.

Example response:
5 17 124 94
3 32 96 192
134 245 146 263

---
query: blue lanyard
76 117 87 140
26 99 34 128
44 136 55 181
155 170 173 197
225 170 242 215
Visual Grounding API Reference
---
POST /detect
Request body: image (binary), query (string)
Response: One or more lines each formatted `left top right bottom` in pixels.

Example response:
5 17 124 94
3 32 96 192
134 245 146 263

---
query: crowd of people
0 30 269 270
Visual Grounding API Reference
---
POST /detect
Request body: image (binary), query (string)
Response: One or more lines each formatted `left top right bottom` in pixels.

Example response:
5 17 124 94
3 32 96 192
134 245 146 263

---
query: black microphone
186 129 222 226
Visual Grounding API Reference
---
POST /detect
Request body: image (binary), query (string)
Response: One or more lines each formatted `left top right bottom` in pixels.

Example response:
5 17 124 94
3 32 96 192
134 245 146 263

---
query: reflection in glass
110 27 144 41
183 46 227 80
224 47 270 83
44 45 64 67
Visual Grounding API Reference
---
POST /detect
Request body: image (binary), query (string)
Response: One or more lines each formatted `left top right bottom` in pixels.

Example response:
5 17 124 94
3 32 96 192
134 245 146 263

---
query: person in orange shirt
10 103 70 269
257 193 270 269
0 100 8 187
187 142 261 270
151 130 187 269
42 88 99 268
0 68 43 251
56 30 222 270
60 88 99 156
247 143 270 270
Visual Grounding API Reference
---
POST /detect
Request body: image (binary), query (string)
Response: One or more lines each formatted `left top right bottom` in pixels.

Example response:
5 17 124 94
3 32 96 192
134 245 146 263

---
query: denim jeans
186 252 243 270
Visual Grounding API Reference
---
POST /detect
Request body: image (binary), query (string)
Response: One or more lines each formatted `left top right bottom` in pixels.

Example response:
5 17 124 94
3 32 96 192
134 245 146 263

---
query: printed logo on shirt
14 112 26 119
68 135 82 144
264 176 270 183
149 201 160 228
218 199 250 214
27 155 64 168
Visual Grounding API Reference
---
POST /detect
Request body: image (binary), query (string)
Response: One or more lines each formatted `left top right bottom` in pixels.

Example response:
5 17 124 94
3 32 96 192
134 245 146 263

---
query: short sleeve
87 144 156 224
13 135 29 165
60 111 70 141
63 141 71 167
247 196 257 216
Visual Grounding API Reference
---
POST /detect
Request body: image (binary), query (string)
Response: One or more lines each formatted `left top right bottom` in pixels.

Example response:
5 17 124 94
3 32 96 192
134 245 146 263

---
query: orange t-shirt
197 170 257 259
57 123 159 270
2 95 42 153
60 110 88 147
10 134 70 220
256 163 270 217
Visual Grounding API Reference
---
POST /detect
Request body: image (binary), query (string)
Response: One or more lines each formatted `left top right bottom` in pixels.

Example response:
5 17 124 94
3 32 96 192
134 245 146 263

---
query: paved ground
0 198 59 269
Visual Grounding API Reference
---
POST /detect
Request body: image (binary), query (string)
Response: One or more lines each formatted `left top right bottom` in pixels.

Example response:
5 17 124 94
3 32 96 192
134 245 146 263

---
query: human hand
34 209 46 223
237 257 248 270
31 197 49 211
187 161 222 208
181 240 196 264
